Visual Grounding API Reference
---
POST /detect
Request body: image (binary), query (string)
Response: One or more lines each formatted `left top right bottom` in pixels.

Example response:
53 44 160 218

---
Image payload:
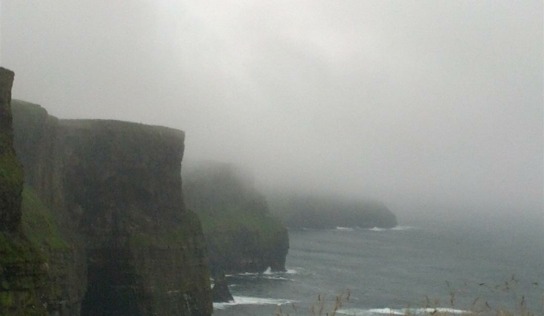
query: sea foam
213 296 295 310
228 267 296 282
368 226 415 232
336 226 355 231
337 307 471 315
285 268 298 274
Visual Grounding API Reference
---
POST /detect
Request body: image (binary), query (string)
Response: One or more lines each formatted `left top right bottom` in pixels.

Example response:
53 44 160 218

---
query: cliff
11 100 213 315
0 68 23 231
183 162 289 276
269 193 398 229
0 68 48 315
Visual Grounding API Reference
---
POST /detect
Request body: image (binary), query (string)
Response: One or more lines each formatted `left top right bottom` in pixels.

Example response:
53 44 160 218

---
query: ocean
213 221 543 315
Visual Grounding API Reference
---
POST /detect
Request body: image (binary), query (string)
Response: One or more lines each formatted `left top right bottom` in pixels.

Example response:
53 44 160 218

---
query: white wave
235 272 260 276
337 307 471 315
213 296 295 310
336 226 355 231
260 267 294 280
226 268 297 281
285 268 298 274
264 276 290 281
362 226 416 232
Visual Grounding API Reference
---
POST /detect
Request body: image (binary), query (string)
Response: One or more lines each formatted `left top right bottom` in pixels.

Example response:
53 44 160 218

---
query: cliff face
12 100 212 315
0 68 48 315
10 100 83 315
269 194 398 229
0 68 23 231
183 162 289 275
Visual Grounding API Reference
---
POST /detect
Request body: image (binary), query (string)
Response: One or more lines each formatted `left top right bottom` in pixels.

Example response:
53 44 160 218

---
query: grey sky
1 0 542 223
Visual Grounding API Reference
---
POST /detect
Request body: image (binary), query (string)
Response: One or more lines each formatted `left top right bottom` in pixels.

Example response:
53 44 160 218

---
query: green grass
0 232 42 263
0 150 23 193
0 145 24 219
20 186 70 251
198 205 286 254
0 231 47 315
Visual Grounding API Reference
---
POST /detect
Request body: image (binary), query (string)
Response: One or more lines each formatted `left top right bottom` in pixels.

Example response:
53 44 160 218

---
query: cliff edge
12 100 213 315
0 68 48 315
0 68 23 231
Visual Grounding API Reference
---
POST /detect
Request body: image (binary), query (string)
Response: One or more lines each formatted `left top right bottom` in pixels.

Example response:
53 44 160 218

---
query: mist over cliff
269 193 397 230
183 161 289 275
1 1 542 228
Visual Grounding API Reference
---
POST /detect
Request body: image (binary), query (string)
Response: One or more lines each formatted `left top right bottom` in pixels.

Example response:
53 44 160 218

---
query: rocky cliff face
183 162 289 276
0 68 48 315
0 68 23 231
12 100 213 315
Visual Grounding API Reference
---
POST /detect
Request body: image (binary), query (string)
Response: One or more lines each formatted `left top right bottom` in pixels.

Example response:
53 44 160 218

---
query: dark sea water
213 222 543 315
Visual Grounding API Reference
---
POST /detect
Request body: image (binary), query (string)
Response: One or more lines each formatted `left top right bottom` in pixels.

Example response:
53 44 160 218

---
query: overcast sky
1 0 542 223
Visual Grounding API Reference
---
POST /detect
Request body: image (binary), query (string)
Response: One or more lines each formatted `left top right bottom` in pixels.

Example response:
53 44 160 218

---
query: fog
1 1 542 226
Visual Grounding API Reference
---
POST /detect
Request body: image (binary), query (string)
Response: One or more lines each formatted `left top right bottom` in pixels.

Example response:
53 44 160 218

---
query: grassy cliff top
61 119 185 141
12 99 185 142
183 161 286 236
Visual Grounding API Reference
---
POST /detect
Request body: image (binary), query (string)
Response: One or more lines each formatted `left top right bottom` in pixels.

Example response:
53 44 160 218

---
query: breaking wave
336 226 355 231
213 296 295 310
330 226 417 232
337 307 471 315
368 225 416 232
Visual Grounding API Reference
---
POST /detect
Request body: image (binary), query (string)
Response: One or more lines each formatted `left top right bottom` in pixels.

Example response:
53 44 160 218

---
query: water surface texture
214 224 543 315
